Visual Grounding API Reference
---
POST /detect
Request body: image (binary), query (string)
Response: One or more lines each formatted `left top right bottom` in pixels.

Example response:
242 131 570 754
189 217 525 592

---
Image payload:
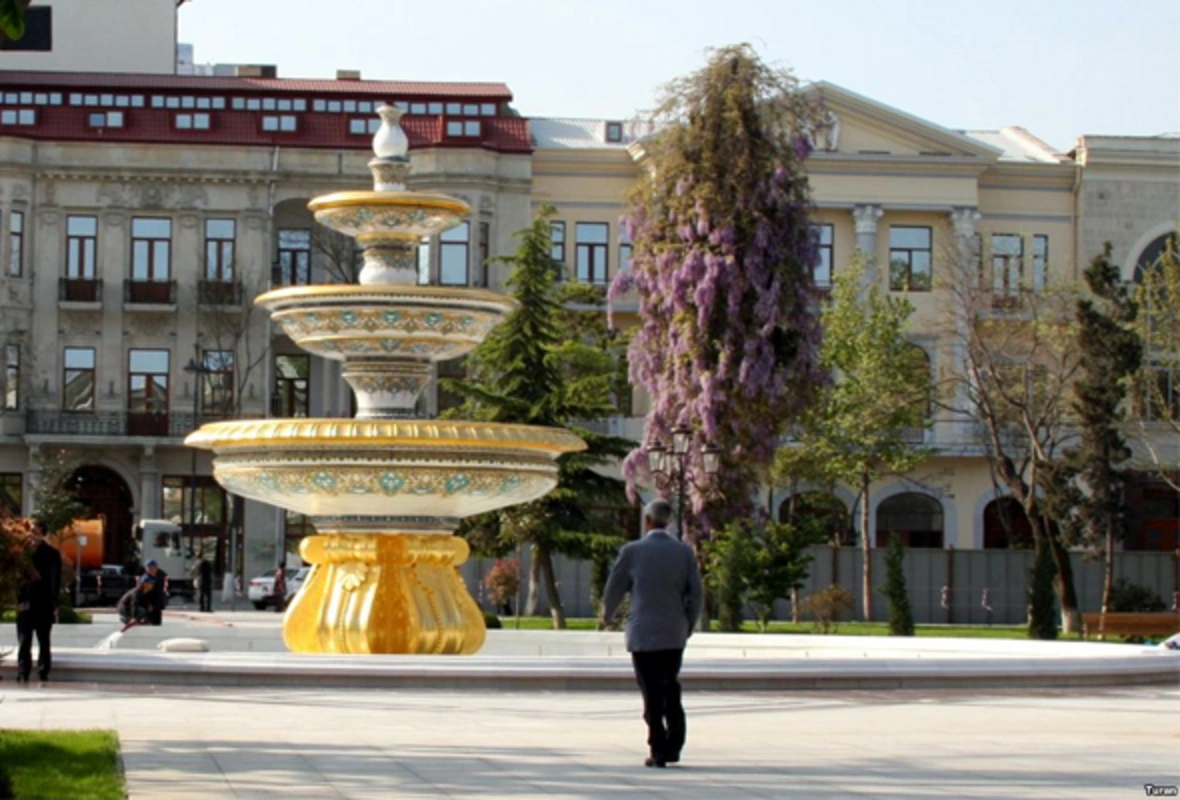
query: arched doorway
68 465 134 567
779 491 852 545
982 496 1033 549
876 492 944 548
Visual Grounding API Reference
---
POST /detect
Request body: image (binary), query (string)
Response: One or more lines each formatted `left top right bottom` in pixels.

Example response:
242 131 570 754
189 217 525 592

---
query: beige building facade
0 63 1175 589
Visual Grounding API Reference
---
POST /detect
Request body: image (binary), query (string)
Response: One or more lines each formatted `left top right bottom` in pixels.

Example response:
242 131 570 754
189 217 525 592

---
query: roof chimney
336 69 362 81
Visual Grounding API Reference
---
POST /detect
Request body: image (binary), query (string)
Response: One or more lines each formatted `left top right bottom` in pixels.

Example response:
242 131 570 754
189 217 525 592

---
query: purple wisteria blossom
611 45 824 543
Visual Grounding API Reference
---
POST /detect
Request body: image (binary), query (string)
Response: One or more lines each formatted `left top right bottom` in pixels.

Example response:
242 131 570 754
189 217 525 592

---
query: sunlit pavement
1 681 1176 799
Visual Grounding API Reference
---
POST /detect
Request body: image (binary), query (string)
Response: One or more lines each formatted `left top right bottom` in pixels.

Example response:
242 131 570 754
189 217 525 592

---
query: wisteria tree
610 44 823 549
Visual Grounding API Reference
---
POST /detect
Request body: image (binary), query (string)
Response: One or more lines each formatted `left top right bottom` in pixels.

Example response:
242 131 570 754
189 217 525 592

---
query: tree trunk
525 544 541 616
790 587 800 624
1047 531 1081 633
860 472 872 621
536 542 565 629
1100 524 1115 615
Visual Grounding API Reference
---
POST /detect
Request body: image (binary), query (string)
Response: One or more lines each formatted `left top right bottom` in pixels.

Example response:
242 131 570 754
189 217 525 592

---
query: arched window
1133 232 1177 284
876 491 944 548
779 491 852 545
982 497 1033 549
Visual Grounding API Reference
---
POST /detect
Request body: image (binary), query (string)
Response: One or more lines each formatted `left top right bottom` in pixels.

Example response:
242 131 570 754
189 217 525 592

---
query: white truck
135 519 195 600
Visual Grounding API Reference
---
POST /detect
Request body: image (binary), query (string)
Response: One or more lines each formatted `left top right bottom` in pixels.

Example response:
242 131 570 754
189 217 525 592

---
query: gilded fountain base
283 532 486 655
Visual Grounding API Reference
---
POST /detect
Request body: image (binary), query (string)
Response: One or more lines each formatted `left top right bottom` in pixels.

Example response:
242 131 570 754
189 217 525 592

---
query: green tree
881 534 914 636
1132 231 1180 488
1068 243 1142 614
776 257 932 620
31 449 88 537
703 518 821 632
445 207 632 629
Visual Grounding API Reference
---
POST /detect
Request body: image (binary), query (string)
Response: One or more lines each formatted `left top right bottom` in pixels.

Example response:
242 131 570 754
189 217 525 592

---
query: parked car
247 567 309 610
77 564 137 607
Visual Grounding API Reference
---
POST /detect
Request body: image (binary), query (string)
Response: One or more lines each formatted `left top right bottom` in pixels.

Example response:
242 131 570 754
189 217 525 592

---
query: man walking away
15 522 62 684
601 498 703 768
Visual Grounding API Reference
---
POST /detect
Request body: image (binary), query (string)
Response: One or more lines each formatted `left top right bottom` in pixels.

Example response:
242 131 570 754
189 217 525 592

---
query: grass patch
493 616 1085 640
0 607 91 624
0 729 124 800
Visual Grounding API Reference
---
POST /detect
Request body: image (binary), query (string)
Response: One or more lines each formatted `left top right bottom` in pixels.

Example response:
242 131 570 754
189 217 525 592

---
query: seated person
139 559 168 625
116 576 158 631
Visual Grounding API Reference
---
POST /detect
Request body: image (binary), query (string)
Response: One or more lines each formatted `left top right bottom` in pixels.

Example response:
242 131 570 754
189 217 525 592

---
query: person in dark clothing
192 554 213 613
15 523 63 684
139 559 168 625
272 565 287 612
116 576 157 631
601 499 703 768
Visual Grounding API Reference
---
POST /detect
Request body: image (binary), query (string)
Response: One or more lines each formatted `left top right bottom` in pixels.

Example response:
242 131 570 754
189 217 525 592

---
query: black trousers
631 648 686 761
199 585 213 612
16 612 53 680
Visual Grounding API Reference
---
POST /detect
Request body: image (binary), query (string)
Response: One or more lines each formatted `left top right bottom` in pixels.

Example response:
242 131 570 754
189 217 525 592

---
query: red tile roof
0 73 531 153
0 71 514 99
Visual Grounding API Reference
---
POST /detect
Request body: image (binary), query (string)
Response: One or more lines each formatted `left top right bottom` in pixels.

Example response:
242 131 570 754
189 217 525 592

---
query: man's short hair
643 499 673 528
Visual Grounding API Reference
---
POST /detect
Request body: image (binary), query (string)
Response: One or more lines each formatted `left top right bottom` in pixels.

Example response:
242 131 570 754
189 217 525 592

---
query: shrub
482 558 520 613
803 585 853 634
1108 578 1166 613
881 534 914 636
482 610 502 629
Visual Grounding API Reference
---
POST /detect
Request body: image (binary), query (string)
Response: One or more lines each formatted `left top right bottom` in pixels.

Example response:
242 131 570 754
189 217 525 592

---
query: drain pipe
266 144 286 571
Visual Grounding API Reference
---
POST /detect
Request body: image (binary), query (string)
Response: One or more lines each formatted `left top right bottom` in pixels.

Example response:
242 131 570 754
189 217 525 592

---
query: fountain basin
257 285 517 361
185 420 585 522
308 191 469 242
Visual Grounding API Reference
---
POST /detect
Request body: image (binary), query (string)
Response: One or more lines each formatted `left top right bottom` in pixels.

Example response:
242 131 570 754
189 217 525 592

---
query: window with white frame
440 223 470 285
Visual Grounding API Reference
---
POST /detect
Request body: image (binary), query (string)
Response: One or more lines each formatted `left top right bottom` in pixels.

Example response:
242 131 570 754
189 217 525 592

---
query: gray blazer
602 530 703 652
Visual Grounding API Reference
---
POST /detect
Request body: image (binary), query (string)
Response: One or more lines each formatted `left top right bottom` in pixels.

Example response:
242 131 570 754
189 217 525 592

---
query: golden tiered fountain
186 105 584 655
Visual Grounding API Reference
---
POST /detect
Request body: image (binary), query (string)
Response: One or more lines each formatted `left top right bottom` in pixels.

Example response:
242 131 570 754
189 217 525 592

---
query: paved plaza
0 680 1176 799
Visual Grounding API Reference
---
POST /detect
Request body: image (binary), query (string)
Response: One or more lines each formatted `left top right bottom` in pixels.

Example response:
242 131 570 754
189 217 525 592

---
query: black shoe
644 757 666 768
38 672 49 682
666 753 680 764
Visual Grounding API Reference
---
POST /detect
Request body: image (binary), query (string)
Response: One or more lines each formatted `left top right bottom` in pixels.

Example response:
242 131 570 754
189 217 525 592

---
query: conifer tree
882 534 914 636
1070 243 1142 613
445 207 632 628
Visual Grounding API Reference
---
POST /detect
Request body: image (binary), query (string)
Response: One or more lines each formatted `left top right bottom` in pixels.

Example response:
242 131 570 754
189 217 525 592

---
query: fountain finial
369 104 411 191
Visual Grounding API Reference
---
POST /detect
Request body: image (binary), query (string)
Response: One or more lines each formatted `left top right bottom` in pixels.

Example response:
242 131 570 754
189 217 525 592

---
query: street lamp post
183 347 211 602
646 425 722 540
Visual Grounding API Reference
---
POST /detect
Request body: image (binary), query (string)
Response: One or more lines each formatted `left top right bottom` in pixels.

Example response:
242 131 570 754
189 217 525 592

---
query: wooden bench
1081 612 1180 641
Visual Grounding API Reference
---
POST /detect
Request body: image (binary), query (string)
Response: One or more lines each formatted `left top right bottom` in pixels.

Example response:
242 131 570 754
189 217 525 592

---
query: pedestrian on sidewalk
273 564 287 612
600 498 702 768
15 521 62 684
192 552 213 612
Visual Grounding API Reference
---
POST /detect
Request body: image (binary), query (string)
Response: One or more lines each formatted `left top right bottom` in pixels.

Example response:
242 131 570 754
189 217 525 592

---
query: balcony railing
124 279 177 305
198 279 243 306
59 277 103 303
26 409 200 438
